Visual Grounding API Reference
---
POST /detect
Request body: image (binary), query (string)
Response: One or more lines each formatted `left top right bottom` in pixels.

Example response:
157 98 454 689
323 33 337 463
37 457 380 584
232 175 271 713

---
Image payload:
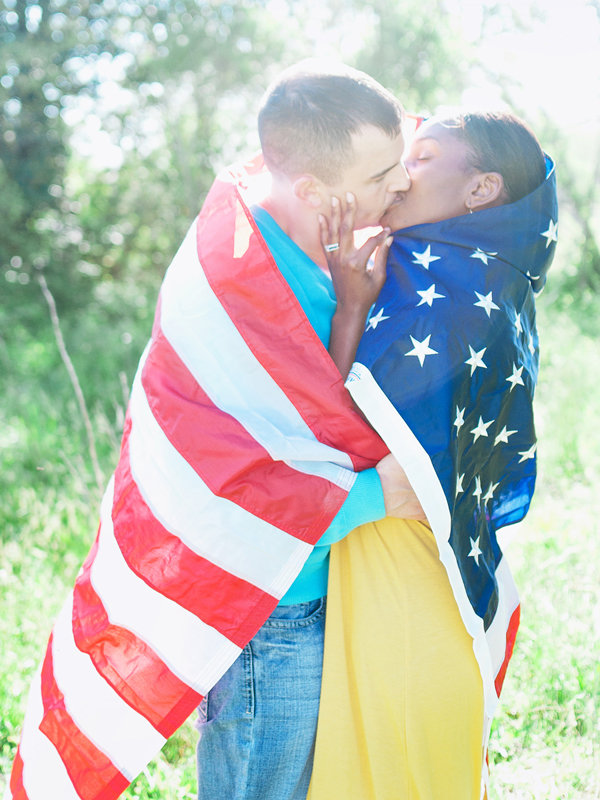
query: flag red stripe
72 537 201 737
9 747 27 800
39 634 129 800
494 604 520 696
140 331 344 542
112 427 280 644
195 168 388 471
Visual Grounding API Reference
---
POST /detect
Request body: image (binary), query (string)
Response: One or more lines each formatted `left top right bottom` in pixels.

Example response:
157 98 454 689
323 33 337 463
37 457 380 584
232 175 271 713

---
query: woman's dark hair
438 111 546 203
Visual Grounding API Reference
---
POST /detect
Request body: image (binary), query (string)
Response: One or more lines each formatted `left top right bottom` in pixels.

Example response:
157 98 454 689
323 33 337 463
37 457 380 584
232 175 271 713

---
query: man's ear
467 172 506 211
293 174 327 210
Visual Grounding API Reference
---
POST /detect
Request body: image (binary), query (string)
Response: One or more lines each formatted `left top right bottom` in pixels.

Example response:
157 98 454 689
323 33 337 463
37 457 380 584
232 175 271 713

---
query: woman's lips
387 191 408 208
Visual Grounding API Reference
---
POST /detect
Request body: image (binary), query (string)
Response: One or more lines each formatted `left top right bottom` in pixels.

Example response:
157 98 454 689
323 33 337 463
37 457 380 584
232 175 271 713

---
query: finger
329 195 341 245
357 227 391 266
318 214 329 249
339 192 357 249
373 234 393 274
367 236 392 292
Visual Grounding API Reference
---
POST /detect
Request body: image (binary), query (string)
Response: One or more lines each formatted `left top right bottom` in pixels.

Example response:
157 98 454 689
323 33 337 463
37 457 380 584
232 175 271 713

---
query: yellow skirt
307 518 485 800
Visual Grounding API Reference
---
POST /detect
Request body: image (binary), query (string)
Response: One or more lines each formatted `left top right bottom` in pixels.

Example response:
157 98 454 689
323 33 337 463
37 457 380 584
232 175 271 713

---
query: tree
351 0 472 113
0 0 290 330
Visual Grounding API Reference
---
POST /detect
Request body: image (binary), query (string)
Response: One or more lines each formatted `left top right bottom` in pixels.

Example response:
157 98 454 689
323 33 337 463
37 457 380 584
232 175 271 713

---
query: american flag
347 155 558 739
8 154 388 800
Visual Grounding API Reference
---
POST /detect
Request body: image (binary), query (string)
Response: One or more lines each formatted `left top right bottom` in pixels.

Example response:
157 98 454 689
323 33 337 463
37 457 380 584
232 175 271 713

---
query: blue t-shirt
252 206 386 604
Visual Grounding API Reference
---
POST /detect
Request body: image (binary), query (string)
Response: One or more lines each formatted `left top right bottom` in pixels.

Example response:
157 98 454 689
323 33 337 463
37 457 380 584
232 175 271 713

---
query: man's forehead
350 126 404 163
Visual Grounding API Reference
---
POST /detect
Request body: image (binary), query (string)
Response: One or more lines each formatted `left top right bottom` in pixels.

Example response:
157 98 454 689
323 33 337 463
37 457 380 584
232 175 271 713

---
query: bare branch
38 273 104 494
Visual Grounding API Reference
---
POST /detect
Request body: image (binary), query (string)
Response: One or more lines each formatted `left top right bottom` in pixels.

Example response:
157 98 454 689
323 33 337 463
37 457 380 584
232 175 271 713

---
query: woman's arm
320 194 391 379
321 197 425 522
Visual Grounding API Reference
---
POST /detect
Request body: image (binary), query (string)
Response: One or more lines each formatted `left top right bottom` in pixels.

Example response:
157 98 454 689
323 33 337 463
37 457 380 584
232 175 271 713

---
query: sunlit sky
68 0 600 169
456 0 600 126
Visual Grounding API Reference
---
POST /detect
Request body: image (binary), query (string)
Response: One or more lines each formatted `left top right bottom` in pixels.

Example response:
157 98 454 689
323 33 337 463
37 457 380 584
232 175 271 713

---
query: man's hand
375 453 427 521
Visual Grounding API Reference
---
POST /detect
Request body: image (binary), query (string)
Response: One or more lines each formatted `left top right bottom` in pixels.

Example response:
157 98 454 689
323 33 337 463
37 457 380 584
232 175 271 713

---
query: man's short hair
258 60 403 185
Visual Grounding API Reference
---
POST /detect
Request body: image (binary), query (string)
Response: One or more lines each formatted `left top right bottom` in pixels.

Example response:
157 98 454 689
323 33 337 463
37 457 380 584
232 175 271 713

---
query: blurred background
1 1 599 798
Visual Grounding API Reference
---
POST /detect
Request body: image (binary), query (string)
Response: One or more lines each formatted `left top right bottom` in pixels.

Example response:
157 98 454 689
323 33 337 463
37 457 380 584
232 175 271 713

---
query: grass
488 298 600 799
490 481 600 799
1 295 599 798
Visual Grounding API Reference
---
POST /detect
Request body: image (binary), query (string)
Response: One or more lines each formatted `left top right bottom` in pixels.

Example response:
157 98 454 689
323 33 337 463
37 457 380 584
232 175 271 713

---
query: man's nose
387 161 411 193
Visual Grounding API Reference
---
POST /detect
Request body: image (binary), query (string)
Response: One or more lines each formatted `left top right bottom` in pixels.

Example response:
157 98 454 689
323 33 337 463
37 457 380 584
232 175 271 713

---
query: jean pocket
197 695 209 724
262 596 326 629
198 643 255 724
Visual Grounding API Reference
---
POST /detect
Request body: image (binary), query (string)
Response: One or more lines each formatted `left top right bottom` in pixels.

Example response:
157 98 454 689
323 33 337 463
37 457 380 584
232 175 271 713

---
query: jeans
196 597 326 800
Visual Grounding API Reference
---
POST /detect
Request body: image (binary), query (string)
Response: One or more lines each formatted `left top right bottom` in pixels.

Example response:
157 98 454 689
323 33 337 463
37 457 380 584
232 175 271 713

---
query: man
8 61 421 800
195 62 420 800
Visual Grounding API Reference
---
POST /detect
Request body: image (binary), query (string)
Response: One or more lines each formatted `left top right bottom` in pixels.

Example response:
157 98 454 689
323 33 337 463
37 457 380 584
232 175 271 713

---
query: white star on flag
465 345 487 375
470 248 497 265
366 307 390 330
541 219 558 248
483 481 500 503
470 415 495 442
455 472 465 496
518 443 537 463
474 291 500 317
472 475 483 503
412 245 441 269
454 406 466 432
514 312 523 335
506 363 525 391
405 334 438 366
528 333 535 355
416 283 445 307
494 425 518 446
468 536 483 565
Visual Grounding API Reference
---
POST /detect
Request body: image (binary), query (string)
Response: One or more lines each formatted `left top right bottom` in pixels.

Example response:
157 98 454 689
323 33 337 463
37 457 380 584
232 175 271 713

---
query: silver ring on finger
324 242 340 253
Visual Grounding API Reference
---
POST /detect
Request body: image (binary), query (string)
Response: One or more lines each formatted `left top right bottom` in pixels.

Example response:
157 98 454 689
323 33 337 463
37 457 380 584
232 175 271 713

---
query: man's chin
380 194 406 227
353 217 383 232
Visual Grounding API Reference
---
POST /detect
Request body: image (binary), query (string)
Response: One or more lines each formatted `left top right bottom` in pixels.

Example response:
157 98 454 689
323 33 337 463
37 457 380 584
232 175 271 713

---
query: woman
307 111 558 800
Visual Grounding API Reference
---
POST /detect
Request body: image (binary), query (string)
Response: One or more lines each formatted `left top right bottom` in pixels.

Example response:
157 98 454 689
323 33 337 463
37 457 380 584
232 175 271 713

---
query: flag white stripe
485 556 519 676
159 222 355 482
284 458 356 490
346 363 452 534
93 479 243 694
52 595 166 779
128 375 313 598
347 362 499 720
18 670 81 800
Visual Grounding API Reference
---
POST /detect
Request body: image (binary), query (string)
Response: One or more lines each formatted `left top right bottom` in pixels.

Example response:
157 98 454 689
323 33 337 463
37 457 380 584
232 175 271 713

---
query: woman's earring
466 202 473 215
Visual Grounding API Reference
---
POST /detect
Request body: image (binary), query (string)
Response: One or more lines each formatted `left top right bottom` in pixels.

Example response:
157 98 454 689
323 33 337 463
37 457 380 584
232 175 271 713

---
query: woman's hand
321 193 392 379
319 193 391 315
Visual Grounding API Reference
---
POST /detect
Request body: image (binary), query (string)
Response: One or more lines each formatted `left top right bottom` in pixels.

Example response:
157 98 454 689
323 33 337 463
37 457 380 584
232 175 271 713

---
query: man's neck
259 195 329 273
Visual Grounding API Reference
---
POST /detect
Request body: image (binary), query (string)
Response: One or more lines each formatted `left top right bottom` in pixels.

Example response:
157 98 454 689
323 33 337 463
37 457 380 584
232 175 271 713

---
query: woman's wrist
332 303 370 327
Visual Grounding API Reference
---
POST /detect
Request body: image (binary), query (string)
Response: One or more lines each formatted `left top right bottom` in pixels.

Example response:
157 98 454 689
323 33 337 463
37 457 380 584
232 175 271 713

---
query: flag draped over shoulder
9 154 388 800
347 155 558 729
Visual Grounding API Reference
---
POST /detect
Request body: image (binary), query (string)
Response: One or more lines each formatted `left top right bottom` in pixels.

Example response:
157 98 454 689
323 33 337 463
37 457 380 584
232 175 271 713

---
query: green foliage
485 301 600 799
489 485 600 799
0 0 291 333
351 0 471 112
